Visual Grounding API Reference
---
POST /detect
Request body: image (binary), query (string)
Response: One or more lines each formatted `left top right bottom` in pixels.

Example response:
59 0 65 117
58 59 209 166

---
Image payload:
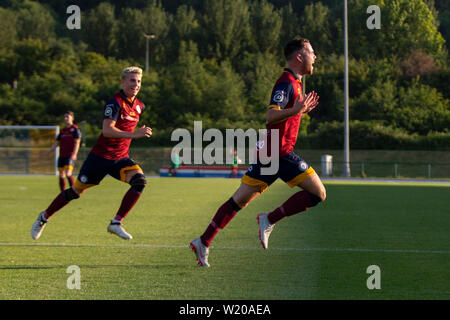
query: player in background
228 149 240 178
190 39 326 267
44 111 81 191
31 67 152 240
169 151 180 177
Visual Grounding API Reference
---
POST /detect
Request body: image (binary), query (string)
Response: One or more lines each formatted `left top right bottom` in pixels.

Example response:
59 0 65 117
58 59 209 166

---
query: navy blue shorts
242 152 315 193
74 152 142 188
57 157 74 171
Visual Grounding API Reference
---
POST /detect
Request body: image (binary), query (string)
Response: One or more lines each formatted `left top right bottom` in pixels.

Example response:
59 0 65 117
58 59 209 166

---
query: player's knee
318 187 326 202
233 194 254 209
309 188 326 206
63 187 80 202
129 173 147 193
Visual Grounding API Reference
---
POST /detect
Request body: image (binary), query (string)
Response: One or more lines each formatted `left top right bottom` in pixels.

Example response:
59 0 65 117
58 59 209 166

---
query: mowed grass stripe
1 176 449 299
0 242 449 255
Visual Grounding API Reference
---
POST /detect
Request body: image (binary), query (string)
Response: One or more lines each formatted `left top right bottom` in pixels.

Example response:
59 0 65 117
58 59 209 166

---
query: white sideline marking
0 242 449 255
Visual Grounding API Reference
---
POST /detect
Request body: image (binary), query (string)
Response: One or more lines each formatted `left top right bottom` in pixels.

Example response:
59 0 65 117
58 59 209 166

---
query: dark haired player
45 111 81 191
31 67 152 240
190 39 326 267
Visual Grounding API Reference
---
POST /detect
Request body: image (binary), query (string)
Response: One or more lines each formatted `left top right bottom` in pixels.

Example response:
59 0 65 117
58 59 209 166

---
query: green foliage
0 7 17 47
13 0 56 42
116 8 146 61
82 2 118 57
305 120 450 150
249 0 282 54
278 4 301 57
13 38 52 77
0 0 448 150
394 81 450 134
299 2 333 54
199 0 252 61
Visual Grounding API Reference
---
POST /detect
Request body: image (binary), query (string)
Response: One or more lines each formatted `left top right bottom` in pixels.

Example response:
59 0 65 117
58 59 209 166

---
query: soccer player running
44 111 81 191
190 39 326 267
31 67 152 240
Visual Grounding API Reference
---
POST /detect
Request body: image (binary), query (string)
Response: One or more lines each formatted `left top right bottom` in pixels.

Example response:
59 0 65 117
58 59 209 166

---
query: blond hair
121 66 143 79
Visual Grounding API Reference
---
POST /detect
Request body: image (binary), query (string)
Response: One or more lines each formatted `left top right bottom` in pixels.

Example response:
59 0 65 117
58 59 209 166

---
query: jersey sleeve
269 82 294 110
103 98 121 121
74 127 81 139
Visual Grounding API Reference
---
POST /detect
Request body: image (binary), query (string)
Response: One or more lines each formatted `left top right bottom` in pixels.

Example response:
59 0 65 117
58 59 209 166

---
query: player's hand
135 125 152 138
292 91 319 114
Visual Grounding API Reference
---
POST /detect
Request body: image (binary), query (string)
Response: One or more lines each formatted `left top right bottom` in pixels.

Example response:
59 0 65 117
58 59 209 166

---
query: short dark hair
284 38 310 60
64 111 74 119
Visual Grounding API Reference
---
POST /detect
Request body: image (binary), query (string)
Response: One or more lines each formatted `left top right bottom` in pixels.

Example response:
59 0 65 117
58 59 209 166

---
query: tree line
0 0 449 150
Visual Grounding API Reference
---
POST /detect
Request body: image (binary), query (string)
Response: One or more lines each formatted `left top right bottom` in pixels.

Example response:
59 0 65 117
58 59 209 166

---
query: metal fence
310 161 450 179
1 147 450 180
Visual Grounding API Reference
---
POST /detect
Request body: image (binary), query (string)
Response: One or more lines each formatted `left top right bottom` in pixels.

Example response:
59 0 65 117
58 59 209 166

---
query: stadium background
0 0 449 302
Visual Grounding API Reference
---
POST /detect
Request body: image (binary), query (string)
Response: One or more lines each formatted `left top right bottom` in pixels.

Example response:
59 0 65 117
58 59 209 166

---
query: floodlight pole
343 0 351 177
143 33 156 73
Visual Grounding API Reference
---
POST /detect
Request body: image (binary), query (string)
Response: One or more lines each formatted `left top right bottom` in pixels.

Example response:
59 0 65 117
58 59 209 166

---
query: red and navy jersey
266 68 303 157
57 125 81 158
90 90 145 160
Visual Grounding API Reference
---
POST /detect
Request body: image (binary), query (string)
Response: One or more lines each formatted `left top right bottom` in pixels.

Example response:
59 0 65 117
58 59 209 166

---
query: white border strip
0 242 448 255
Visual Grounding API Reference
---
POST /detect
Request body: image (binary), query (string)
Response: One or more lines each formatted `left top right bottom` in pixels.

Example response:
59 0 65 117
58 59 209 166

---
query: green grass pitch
0 176 449 300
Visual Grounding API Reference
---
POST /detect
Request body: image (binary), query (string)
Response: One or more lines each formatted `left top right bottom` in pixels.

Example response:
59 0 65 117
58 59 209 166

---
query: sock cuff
228 197 241 212
308 192 322 206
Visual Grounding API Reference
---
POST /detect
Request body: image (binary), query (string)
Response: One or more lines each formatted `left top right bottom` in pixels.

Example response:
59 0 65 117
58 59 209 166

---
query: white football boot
190 238 210 267
107 221 133 240
257 213 274 249
31 211 48 240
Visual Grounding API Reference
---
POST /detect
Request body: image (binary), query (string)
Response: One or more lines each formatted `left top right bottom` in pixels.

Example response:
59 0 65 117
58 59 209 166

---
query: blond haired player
31 67 152 240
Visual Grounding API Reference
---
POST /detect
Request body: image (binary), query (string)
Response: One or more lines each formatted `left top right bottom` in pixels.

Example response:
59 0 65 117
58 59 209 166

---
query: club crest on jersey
273 90 284 103
105 105 113 117
300 161 308 170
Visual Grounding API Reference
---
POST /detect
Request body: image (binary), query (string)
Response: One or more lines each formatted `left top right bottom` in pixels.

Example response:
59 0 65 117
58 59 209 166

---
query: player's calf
109 173 147 238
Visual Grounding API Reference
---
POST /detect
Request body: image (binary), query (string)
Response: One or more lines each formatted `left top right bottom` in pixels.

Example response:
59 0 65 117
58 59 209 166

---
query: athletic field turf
0 176 448 300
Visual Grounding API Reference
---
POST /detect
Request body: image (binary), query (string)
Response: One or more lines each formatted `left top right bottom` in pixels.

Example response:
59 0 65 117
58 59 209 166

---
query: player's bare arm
71 139 81 161
102 119 152 139
266 91 319 125
42 141 59 157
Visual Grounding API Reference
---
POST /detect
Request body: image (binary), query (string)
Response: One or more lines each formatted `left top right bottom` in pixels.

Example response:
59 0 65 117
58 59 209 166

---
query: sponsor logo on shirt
121 114 138 122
